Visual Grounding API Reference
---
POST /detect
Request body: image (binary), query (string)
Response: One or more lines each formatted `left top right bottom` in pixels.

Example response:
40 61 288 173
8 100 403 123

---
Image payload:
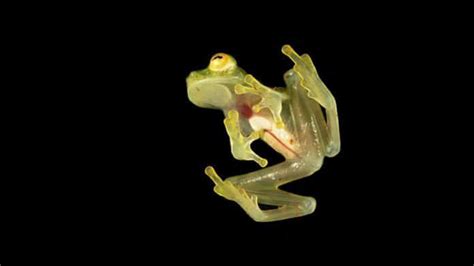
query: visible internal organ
248 114 299 160
237 103 253 119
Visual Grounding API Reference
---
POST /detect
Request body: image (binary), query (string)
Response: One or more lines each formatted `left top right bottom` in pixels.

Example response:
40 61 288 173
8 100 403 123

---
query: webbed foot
282 44 335 109
205 166 265 219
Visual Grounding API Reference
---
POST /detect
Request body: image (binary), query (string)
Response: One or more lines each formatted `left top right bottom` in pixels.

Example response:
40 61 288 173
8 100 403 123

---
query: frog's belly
248 116 299 159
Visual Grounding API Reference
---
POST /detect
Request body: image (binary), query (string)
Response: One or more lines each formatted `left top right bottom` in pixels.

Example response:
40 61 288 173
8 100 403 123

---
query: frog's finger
243 74 268 94
205 166 224 186
253 97 285 129
244 74 260 86
226 109 239 121
283 45 315 78
301 54 317 75
234 84 258 95
249 194 260 211
252 155 268 168
246 131 267 167
282 44 306 66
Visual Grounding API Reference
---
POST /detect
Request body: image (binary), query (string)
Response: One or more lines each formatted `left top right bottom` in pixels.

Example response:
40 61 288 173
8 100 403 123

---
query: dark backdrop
10 9 456 261
67 26 400 249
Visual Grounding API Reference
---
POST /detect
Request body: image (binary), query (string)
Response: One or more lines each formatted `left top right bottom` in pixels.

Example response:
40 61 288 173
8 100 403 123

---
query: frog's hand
282 44 340 157
224 110 268 167
235 75 287 129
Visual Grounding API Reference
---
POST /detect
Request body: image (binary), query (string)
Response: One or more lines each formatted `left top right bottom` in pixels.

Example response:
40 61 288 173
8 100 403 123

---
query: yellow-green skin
186 45 340 222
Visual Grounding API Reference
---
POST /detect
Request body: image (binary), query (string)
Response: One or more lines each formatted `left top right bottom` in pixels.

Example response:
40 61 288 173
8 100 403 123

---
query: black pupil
213 55 223 60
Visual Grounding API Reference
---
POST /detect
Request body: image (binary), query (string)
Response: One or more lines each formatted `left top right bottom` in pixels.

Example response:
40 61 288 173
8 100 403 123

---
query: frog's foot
234 74 286 129
205 166 240 201
281 44 335 109
205 166 265 218
224 110 268 167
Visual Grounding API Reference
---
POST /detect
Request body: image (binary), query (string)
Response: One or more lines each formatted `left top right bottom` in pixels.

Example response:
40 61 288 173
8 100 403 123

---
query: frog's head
186 53 246 110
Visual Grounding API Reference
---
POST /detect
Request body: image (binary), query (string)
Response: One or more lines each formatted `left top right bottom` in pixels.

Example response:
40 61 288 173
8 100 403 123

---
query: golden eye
211 54 225 61
209 53 236 72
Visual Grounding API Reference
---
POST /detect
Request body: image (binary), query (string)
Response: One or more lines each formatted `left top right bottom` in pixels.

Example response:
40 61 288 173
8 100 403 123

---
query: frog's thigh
227 158 322 188
249 189 316 212
239 188 316 222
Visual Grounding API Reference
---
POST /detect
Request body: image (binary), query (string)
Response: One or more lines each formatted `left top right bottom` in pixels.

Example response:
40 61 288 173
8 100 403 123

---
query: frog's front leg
223 110 268 167
235 74 288 128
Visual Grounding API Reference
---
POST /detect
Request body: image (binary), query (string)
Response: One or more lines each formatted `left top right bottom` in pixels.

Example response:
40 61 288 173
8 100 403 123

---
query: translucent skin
186 45 340 222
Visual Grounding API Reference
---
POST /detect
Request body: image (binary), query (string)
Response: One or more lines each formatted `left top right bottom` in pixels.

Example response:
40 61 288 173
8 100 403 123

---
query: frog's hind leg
282 44 341 157
206 158 321 222
247 188 316 221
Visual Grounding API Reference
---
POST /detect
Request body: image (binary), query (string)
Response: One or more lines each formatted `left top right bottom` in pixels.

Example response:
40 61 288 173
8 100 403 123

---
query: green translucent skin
186 45 340 222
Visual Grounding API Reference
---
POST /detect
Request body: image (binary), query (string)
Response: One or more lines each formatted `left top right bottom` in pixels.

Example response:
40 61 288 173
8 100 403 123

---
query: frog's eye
209 53 236 72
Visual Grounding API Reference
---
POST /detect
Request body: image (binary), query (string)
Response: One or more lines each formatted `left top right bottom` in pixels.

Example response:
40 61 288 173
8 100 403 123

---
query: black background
71 27 402 247
8 6 463 261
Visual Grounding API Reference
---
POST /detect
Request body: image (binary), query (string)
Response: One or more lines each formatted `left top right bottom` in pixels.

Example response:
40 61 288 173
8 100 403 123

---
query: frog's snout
187 82 233 110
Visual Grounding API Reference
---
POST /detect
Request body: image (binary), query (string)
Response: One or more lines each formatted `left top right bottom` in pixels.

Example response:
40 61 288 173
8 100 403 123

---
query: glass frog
186 45 340 222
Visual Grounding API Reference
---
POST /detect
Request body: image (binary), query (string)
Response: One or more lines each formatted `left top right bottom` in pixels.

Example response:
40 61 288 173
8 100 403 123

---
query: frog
186 45 340 222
